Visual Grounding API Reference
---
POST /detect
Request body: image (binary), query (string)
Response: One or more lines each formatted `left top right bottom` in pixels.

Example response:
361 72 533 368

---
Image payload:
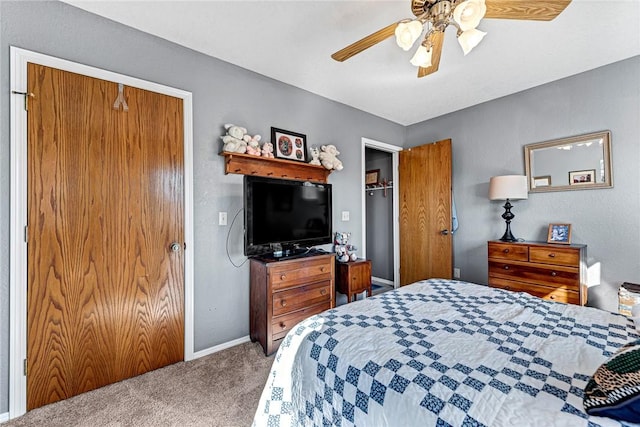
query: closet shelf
364 185 393 192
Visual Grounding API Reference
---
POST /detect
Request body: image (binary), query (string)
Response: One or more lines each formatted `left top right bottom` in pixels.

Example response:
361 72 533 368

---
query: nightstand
336 259 372 303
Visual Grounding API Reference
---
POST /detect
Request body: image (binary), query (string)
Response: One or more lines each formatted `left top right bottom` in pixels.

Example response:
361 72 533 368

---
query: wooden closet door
399 139 452 285
26 63 184 409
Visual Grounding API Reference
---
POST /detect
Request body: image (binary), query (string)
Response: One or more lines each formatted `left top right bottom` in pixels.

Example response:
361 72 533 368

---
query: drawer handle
551 271 557 277
280 274 286 280
504 286 511 290
320 289 327 295
548 253 556 258
280 300 287 307
279 322 286 330
320 266 325 272
503 249 510 254
503 265 510 270
549 295 556 300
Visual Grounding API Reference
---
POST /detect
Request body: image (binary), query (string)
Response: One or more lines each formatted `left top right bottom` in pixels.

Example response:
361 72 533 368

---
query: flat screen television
244 176 333 257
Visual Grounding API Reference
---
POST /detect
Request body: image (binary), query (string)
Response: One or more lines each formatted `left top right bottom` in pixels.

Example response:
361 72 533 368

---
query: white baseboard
191 335 251 360
0 411 9 423
372 277 394 286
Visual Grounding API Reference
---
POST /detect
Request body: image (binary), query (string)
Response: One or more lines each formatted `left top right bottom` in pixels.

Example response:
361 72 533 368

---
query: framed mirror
524 130 612 193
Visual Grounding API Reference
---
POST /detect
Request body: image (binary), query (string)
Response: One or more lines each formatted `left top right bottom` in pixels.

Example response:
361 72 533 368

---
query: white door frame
9 46 195 419
361 137 402 289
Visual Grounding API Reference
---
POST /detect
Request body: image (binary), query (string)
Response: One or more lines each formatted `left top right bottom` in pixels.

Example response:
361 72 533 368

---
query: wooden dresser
250 254 335 355
487 241 587 305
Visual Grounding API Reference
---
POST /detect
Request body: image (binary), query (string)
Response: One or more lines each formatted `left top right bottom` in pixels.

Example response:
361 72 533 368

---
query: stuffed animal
221 124 248 153
335 245 349 263
334 231 357 262
319 144 344 171
244 134 262 156
261 141 275 158
309 146 321 166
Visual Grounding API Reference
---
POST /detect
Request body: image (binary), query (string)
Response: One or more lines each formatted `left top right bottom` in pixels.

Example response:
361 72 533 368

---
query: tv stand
250 253 335 355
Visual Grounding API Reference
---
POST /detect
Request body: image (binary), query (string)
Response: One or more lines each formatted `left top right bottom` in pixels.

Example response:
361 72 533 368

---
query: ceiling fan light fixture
453 0 487 32
395 20 424 51
457 28 486 55
410 45 432 68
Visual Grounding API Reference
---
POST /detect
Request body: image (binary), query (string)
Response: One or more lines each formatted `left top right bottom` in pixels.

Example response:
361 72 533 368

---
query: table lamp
489 175 528 242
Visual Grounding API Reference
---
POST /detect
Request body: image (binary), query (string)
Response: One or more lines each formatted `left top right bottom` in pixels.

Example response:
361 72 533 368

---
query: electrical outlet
341 211 350 221
219 212 227 226
453 268 461 279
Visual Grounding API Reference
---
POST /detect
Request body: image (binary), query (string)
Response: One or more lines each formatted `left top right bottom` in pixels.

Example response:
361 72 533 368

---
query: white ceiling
62 0 640 126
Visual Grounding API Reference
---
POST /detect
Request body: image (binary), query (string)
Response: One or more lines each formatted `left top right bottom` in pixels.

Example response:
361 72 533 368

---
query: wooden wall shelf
221 152 331 183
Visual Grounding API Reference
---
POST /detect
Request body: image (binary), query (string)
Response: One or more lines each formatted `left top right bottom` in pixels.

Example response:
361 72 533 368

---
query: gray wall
0 1 405 413
365 149 394 280
407 56 640 313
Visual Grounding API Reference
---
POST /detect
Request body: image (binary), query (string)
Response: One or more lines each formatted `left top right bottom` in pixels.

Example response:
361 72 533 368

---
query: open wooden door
399 139 452 285
26 64 185 409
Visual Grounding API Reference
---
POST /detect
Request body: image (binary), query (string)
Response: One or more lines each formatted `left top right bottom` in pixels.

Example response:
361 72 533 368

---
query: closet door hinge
23 359 27 376
12 90 35 111
24 225 28 243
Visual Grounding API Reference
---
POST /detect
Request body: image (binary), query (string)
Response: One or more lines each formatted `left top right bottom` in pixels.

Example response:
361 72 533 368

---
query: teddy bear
308 146 321 166
221 123 248 153
244 134 262 156
261 141 275 158
334 231 358 262
319 144 344 171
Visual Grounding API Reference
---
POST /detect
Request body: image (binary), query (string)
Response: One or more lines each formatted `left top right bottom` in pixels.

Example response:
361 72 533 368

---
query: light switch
341 211 350 221
219 212 227 226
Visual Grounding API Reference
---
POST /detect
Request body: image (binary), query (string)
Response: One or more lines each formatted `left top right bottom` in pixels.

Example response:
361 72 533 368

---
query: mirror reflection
524 131 612 193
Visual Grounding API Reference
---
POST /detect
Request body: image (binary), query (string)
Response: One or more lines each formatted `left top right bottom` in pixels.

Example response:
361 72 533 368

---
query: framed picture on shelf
533 175 551 187
365 169 380 186
569 169 596 185
271 127 307 162
547 223 572 244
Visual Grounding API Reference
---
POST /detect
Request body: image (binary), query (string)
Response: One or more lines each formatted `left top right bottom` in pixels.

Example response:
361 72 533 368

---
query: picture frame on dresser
547 223 572 244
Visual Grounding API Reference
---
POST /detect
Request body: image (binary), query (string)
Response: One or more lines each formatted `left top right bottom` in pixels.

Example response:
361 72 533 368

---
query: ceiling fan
331 0 572 78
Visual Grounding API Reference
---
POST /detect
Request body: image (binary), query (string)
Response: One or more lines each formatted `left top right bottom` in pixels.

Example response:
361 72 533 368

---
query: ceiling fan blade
484 0 572 21
331 22 400 62
418 31 444 78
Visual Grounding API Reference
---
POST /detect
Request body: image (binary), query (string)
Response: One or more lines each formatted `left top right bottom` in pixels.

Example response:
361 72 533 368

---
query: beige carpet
4 341 274 427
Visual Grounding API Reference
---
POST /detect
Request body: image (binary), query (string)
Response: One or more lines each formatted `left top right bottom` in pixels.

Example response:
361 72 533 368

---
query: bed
253 279 640 426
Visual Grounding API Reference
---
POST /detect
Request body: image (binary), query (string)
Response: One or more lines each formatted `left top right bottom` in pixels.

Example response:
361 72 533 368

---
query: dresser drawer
488 260 579 290
488 242 528 261
272 280 332 317
529 246 579 267
489 277 580 304
269 257 332 290
272 301 332 340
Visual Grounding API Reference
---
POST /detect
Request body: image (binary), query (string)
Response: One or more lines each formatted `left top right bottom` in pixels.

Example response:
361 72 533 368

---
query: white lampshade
489 175 528 201
410 45 432 68
457 28 487 55
453 0 487 32
395 20 423 51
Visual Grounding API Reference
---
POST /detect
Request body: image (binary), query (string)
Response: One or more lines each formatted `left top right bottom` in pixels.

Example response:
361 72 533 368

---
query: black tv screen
244 176 332 256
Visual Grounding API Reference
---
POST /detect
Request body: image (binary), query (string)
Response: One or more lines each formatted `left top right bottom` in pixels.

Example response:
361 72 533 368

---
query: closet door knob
440 229 449 235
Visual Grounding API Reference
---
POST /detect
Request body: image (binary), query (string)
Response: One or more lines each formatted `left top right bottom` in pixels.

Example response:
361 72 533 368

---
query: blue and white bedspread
253 279 640 427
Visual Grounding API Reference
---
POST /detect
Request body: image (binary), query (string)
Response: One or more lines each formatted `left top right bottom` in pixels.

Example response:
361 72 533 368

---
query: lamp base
498 199 518 242
499 229 517 242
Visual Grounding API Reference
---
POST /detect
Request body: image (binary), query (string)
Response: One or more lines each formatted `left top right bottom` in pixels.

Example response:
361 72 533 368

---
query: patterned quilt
253 279 640 427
